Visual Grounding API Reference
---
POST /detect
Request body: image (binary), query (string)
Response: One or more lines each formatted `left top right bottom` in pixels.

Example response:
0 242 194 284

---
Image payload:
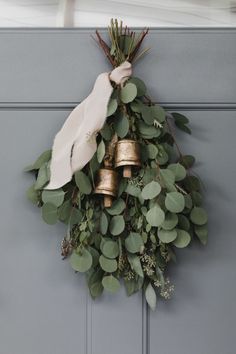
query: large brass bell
115 139 141 178
94 168 118 207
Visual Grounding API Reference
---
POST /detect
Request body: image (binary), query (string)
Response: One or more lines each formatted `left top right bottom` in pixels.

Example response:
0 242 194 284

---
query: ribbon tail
45 61 132 190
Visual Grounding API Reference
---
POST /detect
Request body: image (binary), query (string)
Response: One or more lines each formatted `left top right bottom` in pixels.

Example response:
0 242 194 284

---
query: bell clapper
104 195 113 208
123 165 132 178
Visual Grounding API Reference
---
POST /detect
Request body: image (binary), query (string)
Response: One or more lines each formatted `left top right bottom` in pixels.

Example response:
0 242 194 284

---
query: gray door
0 28 236 354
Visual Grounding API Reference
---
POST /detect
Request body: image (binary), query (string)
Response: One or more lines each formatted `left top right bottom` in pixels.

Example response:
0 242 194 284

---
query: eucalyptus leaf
70 248 93 272
125 184 141 197
129 77 146 96
127 254 144 277
42 203 58 225
141 105 154 125
194 225 208 245
146 144 158 159
106 198 126 215
75 171 92 195
26 184 39 204
168 163 186 182
145 283 157 311
107 98 118 117
180 155 195 169
70 208 82 226
160 169 175 188
102 275 120 293
151 105 165 123
109 215 125 235
190 207 208 225
42 188 65 207
161 212 178 230
120 82 137 103
102 240 119 259
165 192 185 213
100 212 108 235
125 232 144 253
141 181 161 200
99 255 117 272
97 139 106 163
58 200 71 223
114 114 129 138
24 150 51 171
90 282 103 298
158 229 177 243
173 229 191 248
34 162 50 190
146 205 165 227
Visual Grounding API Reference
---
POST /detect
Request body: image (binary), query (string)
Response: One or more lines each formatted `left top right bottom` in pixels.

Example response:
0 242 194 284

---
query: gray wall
0 28 235 354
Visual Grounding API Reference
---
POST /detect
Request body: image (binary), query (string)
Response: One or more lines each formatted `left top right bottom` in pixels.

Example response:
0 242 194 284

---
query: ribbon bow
46 61 132 190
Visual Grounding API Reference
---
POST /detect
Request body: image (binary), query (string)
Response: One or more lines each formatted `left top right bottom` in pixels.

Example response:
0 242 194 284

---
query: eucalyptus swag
25 20 208 310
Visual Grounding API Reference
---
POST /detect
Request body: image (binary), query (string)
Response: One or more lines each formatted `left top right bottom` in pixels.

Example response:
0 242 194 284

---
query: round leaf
26 184 39 204
42 203 58 225
158 229 177 243
146 205 165 227
165 192 185 213
141 181 161 200
102 240 119 259
114 114 129 138
146 144 158 159
168 163 186 181
145 283 157 311
97 139 105 163
99 255 117 272
100 212 108 235
109 215 125 235
102 275 120 293
107 98 118 117
75 171 92 195
120 82 137 103
129 77 146 96
161 212 178 230
173 229 191 248
190 207 208 225
70 248 93 272
42 188 65 207
125 232 144 253
127 254 144 277
194 225 208 245
106 198 126 215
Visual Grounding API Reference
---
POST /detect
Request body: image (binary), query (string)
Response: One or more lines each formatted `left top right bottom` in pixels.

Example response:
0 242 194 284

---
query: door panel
149 110 236 354
0 29 236 354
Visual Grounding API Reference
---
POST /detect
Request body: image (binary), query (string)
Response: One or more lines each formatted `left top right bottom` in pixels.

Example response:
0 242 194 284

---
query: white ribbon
46 61 132 190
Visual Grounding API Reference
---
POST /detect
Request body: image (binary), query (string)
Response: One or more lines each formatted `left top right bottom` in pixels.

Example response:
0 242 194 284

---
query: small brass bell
94 168 119 207
115 139 141 178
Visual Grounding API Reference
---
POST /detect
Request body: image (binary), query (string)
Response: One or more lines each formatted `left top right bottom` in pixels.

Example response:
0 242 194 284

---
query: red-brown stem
95 30 116 67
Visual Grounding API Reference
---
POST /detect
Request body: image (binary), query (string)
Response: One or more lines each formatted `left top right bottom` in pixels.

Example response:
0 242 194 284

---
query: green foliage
114 113 129 138
25 21 208 310
146 205 165 227
42 203 58 224
120 82 137 103
141 181 161 200
125 232 144 253
145 283 157 311
109 215 125 235
75 171 92 194
165 192 185 213
102 275 120 293
70 248 93 272
41 189 65 207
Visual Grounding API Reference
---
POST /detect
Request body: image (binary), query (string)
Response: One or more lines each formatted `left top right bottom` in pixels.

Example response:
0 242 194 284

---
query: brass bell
94 168 119 207
115 139 141 178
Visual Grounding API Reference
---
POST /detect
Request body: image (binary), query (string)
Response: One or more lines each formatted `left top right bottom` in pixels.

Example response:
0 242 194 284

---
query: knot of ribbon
46 61 132 190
